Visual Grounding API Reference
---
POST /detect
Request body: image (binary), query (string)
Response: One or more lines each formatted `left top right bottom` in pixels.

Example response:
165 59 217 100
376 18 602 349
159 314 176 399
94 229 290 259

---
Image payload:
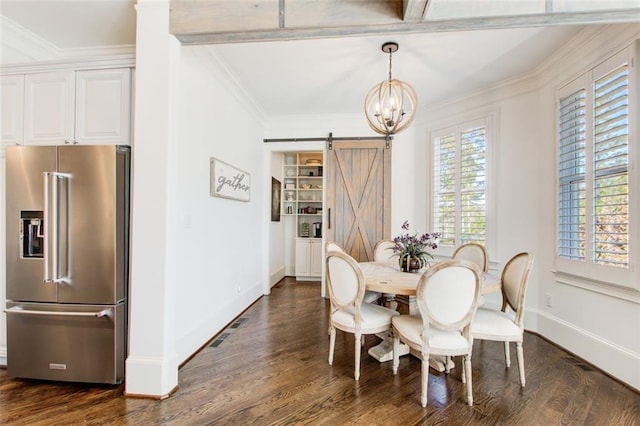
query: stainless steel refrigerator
5 145 130 384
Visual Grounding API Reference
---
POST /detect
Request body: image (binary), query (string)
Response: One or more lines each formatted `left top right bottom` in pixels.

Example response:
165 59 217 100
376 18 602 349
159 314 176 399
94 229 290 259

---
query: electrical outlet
237 286 241 294
545 293 553 307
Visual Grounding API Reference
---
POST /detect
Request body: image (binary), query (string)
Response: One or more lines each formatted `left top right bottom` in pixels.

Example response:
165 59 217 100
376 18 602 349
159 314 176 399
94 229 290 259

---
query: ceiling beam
174 9 640 45
402 0 430 22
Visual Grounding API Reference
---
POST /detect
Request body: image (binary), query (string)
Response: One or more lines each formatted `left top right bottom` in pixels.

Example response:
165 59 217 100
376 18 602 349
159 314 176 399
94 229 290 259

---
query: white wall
173 47 266 362
126 1 268 397
534 24 640 390
416 24 640 390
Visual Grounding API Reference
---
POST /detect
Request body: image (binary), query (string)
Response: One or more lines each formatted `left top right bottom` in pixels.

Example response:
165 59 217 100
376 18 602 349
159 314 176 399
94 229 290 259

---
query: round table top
360 261 501 296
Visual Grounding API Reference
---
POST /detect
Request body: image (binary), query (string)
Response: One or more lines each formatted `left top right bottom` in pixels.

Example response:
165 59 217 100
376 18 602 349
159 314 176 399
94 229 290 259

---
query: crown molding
1 16 59 63
1 15 135 68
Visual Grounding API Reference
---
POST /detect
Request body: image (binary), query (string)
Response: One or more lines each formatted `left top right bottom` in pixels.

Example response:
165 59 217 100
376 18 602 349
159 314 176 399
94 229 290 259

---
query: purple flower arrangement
392 220 440 270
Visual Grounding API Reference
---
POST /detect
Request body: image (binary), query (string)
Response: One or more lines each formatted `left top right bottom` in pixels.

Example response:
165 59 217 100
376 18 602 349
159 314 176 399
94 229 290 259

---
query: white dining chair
327 241 381 304
326 250 399 380
392 259 482 407
373 239 396 265
471 252 534 387
452 242 488 272
452 242 488 309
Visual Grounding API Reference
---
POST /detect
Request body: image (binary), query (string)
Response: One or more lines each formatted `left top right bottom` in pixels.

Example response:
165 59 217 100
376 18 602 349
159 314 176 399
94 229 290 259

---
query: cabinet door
1 75 24 146
310 240 323 276
294 239 310 277
24 71 75 145
75 68 131 145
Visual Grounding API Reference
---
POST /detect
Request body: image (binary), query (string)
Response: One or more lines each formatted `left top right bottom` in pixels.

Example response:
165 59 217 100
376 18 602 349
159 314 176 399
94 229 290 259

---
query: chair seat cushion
471 307 522 341
392 315 470 353
332 302 398 333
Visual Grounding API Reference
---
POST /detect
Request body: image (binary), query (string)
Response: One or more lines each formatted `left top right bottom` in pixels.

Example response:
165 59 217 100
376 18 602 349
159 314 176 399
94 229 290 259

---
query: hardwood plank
0 277 638 425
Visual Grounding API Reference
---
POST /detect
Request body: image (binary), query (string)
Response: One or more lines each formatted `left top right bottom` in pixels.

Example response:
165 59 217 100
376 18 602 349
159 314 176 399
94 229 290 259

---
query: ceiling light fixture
364 41 418 136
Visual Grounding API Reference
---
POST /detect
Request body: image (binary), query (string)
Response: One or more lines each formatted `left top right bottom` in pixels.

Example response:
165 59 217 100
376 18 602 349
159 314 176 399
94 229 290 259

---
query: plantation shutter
432 123 487 247
592 64 629 268
460 127 486 243
558 88 587 261
433 134 456 246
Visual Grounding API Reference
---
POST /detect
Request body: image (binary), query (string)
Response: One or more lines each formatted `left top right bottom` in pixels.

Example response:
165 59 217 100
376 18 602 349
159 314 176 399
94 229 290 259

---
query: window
556 46 636 287
431 118 489 249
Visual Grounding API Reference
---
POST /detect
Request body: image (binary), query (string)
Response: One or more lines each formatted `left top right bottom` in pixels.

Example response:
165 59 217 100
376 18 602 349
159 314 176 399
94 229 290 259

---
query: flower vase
400 255 421 273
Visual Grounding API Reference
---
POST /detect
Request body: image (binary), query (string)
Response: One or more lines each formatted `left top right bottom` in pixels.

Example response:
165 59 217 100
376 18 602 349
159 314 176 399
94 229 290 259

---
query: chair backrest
325 251 365 311
500 252 534 325
452 243 488 272
373 239 396 264
326 241 345 254
416 260 481 334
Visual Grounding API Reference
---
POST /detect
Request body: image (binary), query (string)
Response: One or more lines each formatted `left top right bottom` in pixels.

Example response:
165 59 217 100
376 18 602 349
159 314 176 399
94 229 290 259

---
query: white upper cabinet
24 71 75 145
75 68 131 145
1 75 24 147
2 66 132 147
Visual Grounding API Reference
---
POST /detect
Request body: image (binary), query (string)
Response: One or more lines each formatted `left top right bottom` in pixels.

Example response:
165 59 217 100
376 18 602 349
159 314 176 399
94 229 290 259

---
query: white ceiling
201 26 583 117
1 1 637 118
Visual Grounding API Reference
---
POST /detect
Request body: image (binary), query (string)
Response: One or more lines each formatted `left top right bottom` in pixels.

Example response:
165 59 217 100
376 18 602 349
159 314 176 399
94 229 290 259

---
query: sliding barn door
326 139 391 262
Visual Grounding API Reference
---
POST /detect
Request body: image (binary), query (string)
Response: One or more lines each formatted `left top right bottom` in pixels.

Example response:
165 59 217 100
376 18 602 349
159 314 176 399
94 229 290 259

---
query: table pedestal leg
367 332 409 362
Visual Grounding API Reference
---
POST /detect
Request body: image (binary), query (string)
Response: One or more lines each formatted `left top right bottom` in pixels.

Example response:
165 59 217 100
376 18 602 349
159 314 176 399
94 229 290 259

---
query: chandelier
364 42 418 136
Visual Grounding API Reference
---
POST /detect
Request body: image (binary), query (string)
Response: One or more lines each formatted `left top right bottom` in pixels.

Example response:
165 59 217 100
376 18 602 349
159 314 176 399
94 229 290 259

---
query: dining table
359 260 502 371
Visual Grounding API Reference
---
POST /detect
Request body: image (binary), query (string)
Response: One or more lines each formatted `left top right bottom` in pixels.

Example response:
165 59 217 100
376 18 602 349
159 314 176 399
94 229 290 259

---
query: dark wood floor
1 277 639 425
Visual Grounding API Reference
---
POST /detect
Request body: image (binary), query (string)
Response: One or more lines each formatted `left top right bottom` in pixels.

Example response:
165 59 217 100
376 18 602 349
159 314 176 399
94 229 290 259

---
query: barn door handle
328 208 331 229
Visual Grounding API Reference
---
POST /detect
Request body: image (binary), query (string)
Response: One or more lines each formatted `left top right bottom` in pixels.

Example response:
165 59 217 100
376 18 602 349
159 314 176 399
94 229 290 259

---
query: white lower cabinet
295 238 322 279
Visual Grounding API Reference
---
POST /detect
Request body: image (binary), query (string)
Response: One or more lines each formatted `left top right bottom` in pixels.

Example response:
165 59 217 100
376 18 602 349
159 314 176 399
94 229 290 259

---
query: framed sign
210 157 251 202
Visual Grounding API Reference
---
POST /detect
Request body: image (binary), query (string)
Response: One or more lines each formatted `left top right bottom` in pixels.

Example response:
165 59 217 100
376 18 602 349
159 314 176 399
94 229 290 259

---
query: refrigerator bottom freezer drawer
5 302 126 384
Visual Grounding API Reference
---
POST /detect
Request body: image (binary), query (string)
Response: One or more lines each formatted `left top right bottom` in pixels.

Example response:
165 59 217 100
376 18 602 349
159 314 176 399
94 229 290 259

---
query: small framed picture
271 178 281 221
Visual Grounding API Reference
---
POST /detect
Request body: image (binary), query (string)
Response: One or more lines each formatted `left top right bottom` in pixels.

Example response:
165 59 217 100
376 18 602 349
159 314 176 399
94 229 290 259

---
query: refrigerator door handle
43 172 70 284
5 306 112 319
43 172 54 283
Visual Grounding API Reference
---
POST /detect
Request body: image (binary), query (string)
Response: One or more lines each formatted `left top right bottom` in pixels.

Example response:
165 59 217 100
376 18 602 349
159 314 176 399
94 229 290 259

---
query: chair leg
461 356 466 384
464 355 473 406
328 326 336 365
421 352 430 407
504 341 511 367
392 333 400 375
516 341 526 387
445 356 452 374
354 333 362 381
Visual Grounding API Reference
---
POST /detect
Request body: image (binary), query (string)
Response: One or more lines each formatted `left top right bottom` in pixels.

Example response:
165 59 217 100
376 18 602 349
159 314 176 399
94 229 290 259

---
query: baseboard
295 276 321 282
124 355 179 398
270 267 286 288
536 310 640 391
